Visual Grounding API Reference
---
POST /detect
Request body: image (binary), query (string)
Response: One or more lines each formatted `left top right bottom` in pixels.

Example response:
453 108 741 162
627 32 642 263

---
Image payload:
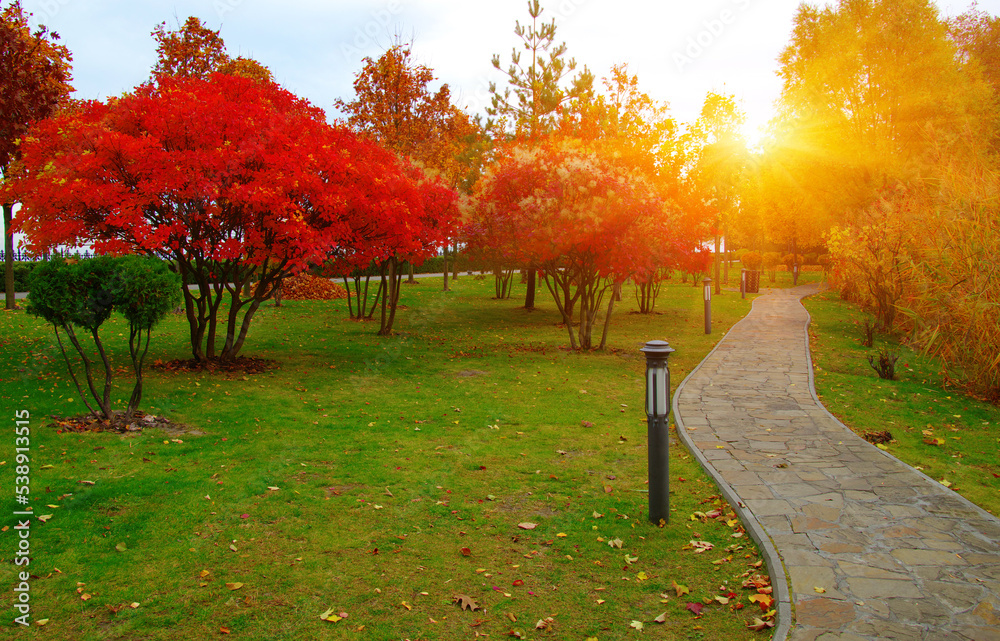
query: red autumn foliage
466 140 687 349
8 73 456 358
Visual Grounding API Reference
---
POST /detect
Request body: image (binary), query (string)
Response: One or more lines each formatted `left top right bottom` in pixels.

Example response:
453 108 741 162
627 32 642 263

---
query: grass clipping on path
805 290 1000 517
1 277 774 640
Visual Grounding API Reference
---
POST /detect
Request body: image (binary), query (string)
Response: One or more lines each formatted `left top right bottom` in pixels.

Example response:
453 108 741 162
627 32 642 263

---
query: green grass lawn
2 275 775 640
804 290 1000 517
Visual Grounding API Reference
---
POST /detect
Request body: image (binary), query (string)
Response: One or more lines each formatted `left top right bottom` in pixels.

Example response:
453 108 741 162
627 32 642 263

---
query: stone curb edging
671 290 793 641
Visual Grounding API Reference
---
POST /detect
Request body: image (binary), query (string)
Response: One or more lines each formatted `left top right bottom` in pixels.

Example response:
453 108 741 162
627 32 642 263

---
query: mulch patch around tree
49 410 197 435
862 429 893 445
152 356 279 375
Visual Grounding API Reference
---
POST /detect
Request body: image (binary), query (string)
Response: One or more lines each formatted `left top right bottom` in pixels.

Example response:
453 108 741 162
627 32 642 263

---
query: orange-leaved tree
335 43 478 297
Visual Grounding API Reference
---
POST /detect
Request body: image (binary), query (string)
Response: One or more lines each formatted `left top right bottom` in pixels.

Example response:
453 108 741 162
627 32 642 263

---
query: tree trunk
407 262 415 284
714 234 721 295
443 245 449 291
452 242 459 281
4 202 15 310
524 265 536 309
598 282 620 350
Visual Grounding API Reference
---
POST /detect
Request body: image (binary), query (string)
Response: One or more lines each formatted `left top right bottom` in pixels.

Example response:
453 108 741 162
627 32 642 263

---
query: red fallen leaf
460 547 472 557
513 579 524 587
240 514 249 519
479 465 487 470
686 602 704 616
220 627 231 634
603 485 613 494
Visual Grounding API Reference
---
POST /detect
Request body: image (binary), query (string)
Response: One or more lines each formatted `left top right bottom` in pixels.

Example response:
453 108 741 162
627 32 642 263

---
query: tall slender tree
488 0 593 309
0 0 72 310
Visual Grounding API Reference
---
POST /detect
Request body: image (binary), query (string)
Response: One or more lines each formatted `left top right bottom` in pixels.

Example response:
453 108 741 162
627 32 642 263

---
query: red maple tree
9 73 436 360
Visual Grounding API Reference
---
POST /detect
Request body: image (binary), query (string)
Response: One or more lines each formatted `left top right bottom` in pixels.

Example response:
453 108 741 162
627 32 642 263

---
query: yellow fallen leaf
129 602 140 609
876 443 889 450
199 570 210 578
401 601 412 611
80 593 92 601
637 571 649 581
36 619 49 626
814 587 826 593
225 582 243 590
940 479 953 488
37 514 53 523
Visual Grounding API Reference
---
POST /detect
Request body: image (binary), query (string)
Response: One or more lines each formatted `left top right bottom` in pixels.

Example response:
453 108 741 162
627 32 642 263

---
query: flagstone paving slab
672 285 1000 641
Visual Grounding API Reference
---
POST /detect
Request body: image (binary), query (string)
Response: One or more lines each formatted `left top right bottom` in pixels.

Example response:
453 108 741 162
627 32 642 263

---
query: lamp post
741 269 746 300
641 340 675 525
703 277 712 335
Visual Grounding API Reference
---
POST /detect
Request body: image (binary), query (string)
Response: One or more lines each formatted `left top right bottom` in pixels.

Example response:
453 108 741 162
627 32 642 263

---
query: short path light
703 277 713 335
641 340 675 525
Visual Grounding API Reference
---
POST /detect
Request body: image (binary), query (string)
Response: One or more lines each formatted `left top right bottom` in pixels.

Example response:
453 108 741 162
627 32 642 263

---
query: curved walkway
673 284 1000 641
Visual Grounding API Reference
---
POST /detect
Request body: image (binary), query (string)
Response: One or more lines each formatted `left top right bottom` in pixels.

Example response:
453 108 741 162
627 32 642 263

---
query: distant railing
0 250 96 262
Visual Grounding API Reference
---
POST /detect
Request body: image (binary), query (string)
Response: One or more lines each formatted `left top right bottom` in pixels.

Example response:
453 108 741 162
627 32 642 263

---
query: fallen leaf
654 611 668 623
749 593 774 611
629 620 644 631
608 538 623 549
80 593 92 601
220 627 231 634
924 437 946 446
36 619 49 626
814 586 826 594
714 595 730 605
37 514 53 523
686 602 704 616
225 582 243 591
401 601 412 611
747 617 775 631
460 547 472 557
517 522 538 530
453 594 480 611
115 542 127 552
637 571 650 581
507 612 517 622
535 617 554 629
673 581 690 597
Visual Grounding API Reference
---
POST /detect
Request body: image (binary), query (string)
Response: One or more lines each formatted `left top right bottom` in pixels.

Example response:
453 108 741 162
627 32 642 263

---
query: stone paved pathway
673 284 1000 641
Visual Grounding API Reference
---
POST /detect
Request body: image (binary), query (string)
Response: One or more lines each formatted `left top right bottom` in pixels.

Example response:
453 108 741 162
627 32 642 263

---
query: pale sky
18 0 993 139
